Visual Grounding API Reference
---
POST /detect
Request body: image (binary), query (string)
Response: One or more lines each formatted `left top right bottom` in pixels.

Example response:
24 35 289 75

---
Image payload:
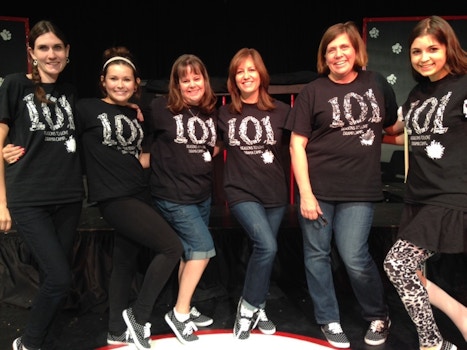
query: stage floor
1 278 466 350
95 330 336 350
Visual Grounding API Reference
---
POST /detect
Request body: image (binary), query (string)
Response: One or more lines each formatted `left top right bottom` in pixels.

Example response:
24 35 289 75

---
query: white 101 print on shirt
404 92 451 160
99 113 143 157
328 90 382 146
173 114 216 162
227 115 278 164
25 93 77 153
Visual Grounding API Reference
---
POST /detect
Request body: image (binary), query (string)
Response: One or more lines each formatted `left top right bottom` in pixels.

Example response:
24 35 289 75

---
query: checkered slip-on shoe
122 308 151 350
165 309 199 344
107 329 134 345
253 308 276 335
189 306 213 327
321 322 350 348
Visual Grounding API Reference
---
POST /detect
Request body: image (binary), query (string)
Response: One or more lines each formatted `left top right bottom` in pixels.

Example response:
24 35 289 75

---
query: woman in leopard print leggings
384 237 467 349
382 16 467 350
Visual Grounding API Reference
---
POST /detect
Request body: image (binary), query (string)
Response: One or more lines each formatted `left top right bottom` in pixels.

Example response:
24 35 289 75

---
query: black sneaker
190 306 213 327
364 317 391 345
165 309 199 344
12 338 39 350
107 329 134 345
253 308 276 335
321 322 350 348
122 308 151 350
233 299 259 340
12 337 24 350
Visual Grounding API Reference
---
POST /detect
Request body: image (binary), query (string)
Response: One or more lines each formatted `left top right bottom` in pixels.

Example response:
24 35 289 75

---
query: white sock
174 308 190 322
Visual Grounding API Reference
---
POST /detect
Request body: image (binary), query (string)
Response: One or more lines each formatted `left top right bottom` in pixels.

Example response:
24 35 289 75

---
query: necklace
188 108 200 118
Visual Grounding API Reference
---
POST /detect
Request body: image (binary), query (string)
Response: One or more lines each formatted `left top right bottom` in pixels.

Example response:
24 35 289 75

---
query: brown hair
316 21 368 75
99 46 142 100
226 47 275 114
408 15 467 82
28 20 69 104
167 54 217 115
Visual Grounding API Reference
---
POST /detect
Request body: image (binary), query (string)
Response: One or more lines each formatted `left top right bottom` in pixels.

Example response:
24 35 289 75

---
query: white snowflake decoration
360 129 375 146
261 150 274 164
65 136 76 153
392 43 402 54
387 74 397 85
425 140 444 159
202 151 212 162
0 29 12 41
369 27 379 39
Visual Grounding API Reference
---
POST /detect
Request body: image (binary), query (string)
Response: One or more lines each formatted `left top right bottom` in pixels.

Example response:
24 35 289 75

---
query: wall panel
0 16 29 83
363 15 467 105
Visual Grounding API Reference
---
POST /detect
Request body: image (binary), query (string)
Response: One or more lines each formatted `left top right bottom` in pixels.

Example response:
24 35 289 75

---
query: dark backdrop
2 0 466 98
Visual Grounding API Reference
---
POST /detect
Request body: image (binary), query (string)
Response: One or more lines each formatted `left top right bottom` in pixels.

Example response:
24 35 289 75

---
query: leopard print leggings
384 238 442 347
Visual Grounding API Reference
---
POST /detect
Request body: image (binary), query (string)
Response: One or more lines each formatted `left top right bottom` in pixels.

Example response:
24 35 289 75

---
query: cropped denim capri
153 196 216 260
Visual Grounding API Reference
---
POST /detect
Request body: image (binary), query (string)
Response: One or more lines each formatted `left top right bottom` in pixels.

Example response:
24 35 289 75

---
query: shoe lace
143 322 152 339
257 309 269 322
182 320 198 336
238 317 252 332
327 322 344 334
369 320 385 333
190 307 201 318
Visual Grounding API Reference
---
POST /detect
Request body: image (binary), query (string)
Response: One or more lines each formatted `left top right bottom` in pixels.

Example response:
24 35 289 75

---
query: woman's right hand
0 205 12 232
3 144 25 164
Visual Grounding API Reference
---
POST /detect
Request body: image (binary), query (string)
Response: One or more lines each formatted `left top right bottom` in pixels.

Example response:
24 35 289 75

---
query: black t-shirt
401 74 467 210
76 98 147 203
0 73 84 206
285 70 398 201
218 101 290 207
146 96 217 204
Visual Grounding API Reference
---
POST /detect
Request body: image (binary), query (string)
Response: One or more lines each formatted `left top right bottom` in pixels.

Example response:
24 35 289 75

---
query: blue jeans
230 202 286 308
298 200 387 325
153 197 216 260
10 202 82 349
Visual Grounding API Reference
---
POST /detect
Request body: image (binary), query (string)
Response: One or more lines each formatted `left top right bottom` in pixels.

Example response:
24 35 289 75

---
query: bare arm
139 152 150 169
0 124 12 231
383 107 405 145
289 131 322 220
127 102 144 122
3 143 25 164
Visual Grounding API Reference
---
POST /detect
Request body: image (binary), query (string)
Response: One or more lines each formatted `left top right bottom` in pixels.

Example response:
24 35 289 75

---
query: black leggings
99 196 183 333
